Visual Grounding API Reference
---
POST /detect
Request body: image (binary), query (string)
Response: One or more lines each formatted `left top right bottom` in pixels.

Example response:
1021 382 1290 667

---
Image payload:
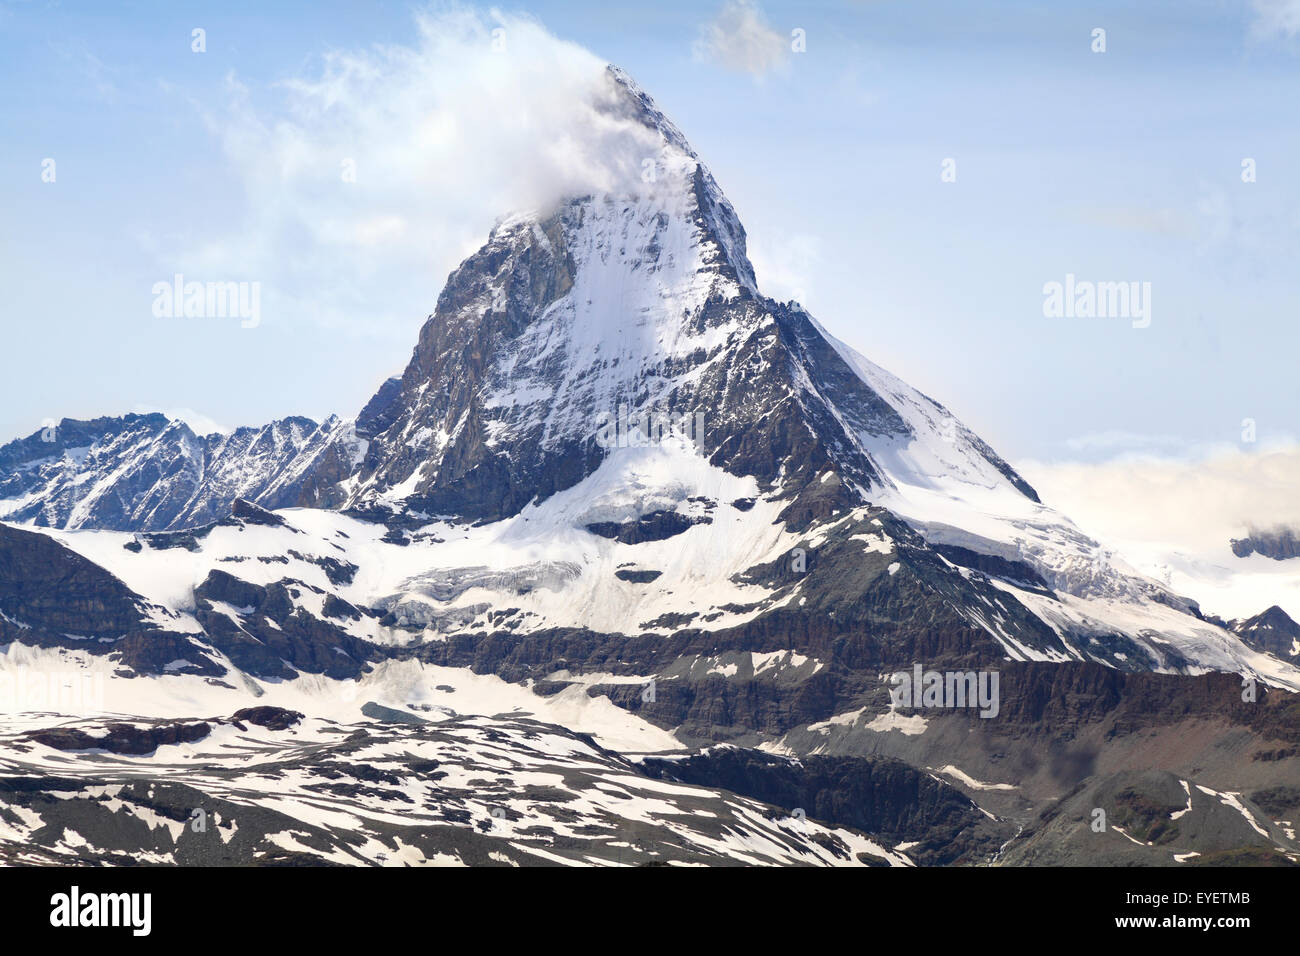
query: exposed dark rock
641 747 1008 865
0 523 224 677
1231 605 1300 660
586 510 710 544
999 770 1294 866
355 375 404 439
230 707 304 731
360 702 429 724
27 720 212 755
0 414 356 532
614 568 662 583
193 571 374 680
1231 527 1300 561
1250 785 1300 818
289 550 358 586
230 498 288 527
934 543 1054 593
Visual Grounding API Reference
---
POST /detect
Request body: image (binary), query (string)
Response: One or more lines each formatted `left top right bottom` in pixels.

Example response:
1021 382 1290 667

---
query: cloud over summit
186 7 668 337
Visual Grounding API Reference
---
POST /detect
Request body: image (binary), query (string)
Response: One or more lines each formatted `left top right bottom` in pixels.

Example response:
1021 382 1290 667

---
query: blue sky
2 0 1297 471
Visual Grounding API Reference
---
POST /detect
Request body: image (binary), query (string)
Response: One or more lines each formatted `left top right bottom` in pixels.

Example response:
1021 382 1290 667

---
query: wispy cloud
694 0 789 79
130 405 231 436
748 232 821 304
1068 204 1198 239
1057 430 1193 456
51 39 119 104
1248 0 1300 40
169 6 663 337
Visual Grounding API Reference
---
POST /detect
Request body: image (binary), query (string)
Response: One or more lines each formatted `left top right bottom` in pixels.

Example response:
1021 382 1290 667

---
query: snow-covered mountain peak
603 64 758 295
600 65 695 157
539 64 757 293
3 66 1293 696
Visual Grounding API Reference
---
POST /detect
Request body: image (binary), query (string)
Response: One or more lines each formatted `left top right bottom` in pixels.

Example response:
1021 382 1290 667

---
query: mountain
337 67 1042 536
1231 605 1300 661
0 412 361 531
1 65 1298 867
5 69 1284 686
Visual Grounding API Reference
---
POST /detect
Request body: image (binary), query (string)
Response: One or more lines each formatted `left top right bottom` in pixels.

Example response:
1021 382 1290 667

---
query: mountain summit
338 66 1040 532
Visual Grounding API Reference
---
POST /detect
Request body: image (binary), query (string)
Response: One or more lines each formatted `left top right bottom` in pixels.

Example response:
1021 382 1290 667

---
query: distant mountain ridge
0 412 360 531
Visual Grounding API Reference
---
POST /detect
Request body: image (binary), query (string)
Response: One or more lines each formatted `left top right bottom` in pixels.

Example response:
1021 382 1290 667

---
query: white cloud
748 232 821 305
171 6 665 339
1019 444 1300 557
1057 430 1191 456
130 405 231 436
1249 0 1300 40
1068 204 1198 238
694 0 789 78
1020 444 1300 619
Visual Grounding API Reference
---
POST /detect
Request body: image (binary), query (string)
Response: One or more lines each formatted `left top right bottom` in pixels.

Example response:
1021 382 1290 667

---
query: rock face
0 518 380 682
998 770 1297 867
1232 527 1300 561
0 523 223 678
192 569 375 681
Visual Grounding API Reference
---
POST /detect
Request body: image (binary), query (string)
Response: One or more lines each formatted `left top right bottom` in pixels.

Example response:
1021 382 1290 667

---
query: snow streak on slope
482 194 747 450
